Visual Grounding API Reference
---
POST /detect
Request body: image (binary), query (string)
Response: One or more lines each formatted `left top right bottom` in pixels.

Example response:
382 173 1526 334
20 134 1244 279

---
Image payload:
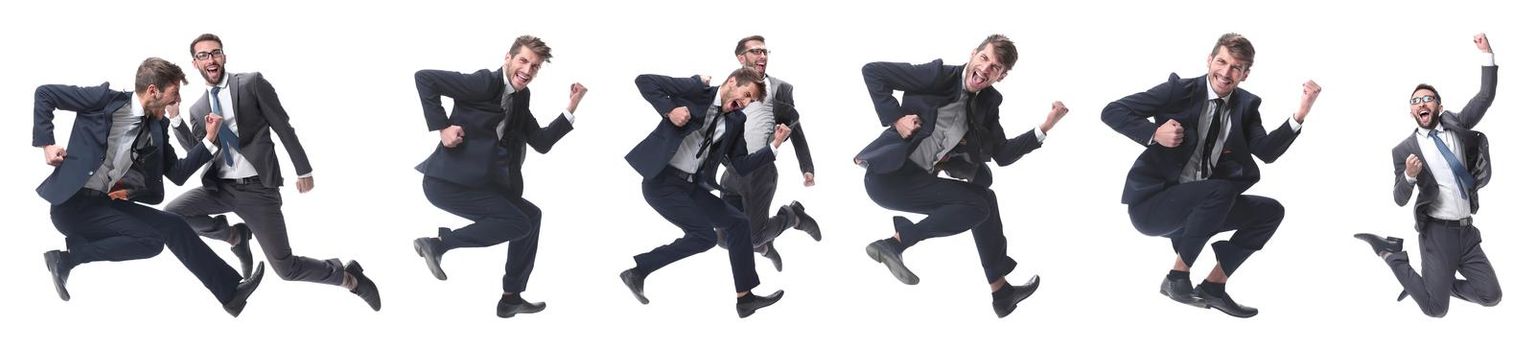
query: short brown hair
509 35 553 63
135 57 187 93
1413 83 1440 101
1210 33 1255 68
975 34 1019 71
189 33 223 57
735 35 765 55
727 66 767 101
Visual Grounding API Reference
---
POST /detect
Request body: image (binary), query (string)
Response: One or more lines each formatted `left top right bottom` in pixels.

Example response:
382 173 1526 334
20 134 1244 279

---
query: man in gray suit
1355 33 1501 317
716 35 821 271
165 33 380 311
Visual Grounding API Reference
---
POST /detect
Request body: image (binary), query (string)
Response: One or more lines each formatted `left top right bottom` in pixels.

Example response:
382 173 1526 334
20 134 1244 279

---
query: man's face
1206 46 1250 97
145 84 181 119
192 40 226 85
1410 89 1443 128
502 46 546 91
736 40 769 75
964 43 1009 93
720 77 760 113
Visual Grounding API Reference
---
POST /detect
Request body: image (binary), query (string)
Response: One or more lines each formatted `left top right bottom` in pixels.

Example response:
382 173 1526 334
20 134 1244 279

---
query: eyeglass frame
194 49 226 61
1409 95 1439 105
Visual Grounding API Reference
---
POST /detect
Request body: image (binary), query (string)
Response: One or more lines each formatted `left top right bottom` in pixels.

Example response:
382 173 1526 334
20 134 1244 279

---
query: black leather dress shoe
1353 233 1404 258
993 275 1041 318
1195 286 1258 318
230 222 255 280
1159 275 1200 307
762 242 783 272
346 261 382 311
497 298 547 318
413 232 448 280
789 201 821 241
44 250 72 301
619 268 649 304
225 262 266 317
865 239 918 285
736 290 784 318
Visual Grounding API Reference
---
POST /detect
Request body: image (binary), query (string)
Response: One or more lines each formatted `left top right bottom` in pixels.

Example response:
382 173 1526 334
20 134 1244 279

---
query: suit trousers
863 161 1017 284
1127 179 1283 276
1387 221 1501 317
633 167 760 293
423 176 542 293
718 165 795 251
165 178 345 285
52 189 241 304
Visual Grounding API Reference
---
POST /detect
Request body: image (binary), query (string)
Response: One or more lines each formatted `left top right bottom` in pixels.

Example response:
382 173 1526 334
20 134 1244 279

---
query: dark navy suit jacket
413 68 573 197
624 74 774 191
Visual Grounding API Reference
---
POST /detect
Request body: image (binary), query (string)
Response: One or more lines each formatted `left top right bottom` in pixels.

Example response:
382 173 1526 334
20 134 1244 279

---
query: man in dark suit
1355 33 1501 318
618 67 791 318
409 35 587 318
165 33 380 311
35 57 264 317
1101 33 1321 318
856 35 1066 318
714 35 821 272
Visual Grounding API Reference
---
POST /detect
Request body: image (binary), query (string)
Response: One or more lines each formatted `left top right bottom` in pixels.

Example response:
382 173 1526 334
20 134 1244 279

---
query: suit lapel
227 73 245 141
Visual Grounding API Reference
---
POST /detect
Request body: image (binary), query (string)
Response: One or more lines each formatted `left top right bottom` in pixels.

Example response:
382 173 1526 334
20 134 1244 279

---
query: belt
660 166 695 183
77 188 110 199
1426 217 1473 227
221 176 260 185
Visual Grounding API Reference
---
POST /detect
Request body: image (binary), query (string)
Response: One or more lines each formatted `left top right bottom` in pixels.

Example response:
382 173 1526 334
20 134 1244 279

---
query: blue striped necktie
210 86 240 166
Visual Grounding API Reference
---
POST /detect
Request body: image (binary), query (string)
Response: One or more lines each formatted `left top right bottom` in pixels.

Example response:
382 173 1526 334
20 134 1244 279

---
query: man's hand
165 101 181 119
1474 33 1493 53
1040 101 1068 134
567 82 588 113
1406 153 1423 178
1295 80 1322 123
108 189 129 201
894 114 921 139
296 177 315 193
205 113 224 143
440 125 465 148
698 75 712 85
772 123 792 148
667 106 690 127
1154 119 1183 147
803 172 815 187
43 145 67 166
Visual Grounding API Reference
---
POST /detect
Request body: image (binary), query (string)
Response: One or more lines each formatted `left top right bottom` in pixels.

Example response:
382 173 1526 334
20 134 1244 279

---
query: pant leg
635 175 760 292
1126 179 1239 266
864 162 991 246
969 188 1017 284
114 201 240 304
503 198 542 294
423 177 531 249
744 166 796 250
227 182 344 285
689 180 760 293
49 193 165 264
163 185 239 242
1389 223 1461 317
1454 225 1501 306
1208 195 1284 276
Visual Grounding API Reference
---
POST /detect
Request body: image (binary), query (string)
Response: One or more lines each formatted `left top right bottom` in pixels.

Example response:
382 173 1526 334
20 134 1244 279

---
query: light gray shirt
668 93 726 173
741 77 776 152
908 92 970 172
1179 82 1232 183
84 95 147 193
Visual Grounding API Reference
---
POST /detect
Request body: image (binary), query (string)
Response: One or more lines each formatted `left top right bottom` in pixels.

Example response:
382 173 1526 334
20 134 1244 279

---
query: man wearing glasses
714 35 822 272
1355 33 1501 317
36 57 265 317
856 34 1066 318
164 34 381 311
1101 33 1321 318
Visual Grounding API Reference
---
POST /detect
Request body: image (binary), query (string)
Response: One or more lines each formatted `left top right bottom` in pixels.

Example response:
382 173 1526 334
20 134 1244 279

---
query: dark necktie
1428 129 1474 199
210 86 240 166
694 106 724 158
1201 99 1225 177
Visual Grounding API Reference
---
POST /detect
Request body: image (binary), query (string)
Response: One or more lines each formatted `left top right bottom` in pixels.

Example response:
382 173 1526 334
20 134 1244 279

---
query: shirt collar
1417 120 1448 136
130 92 147 118
502 70 520 95
209 74 229 90
1205 75 1231 103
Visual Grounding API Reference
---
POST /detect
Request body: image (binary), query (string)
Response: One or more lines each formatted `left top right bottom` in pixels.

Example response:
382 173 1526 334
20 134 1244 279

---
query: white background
1 0 1528 348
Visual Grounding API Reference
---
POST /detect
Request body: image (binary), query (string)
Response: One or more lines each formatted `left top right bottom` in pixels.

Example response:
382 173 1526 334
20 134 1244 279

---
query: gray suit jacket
1392 65 1496 231
173 72 313 189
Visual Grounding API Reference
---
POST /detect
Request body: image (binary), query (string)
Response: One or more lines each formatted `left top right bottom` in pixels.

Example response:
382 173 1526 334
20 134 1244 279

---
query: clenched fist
1154 119 1184 147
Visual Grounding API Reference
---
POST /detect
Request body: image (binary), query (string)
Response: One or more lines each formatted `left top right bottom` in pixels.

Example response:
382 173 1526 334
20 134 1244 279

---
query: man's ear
997 71 1008 83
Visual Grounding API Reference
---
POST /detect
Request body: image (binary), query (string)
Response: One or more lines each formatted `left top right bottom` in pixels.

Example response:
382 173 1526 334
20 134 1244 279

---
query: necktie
210 86 240 166
694 106 724 158
1428 130 1474 199
498 92 515 141
1200 99 1225 177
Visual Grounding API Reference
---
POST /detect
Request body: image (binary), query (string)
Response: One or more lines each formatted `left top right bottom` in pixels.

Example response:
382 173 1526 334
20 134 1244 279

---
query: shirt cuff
170 116 184 127
1033 127 1047 142
1404 170 1417 184
1288 116 1303 131
1484 52 1496 66
563 109 575 126
201 139 219 153
297 173 313 179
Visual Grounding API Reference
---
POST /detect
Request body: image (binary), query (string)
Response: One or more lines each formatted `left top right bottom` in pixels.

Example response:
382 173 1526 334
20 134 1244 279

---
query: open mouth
1417 109 1431 119
968 70 985 88
514 72 532 86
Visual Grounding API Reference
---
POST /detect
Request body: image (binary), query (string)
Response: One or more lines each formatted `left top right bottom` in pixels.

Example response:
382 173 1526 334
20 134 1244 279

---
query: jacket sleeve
249 73 314 176
861 60 945 126
34 83 117 147
1102 76 1180 147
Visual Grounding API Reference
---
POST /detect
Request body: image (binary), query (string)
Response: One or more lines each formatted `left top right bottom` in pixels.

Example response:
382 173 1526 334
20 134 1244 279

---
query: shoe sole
44 252 70 301
864 244 918 285
995 276 1041 318
620 272 649 305
413 239 447 280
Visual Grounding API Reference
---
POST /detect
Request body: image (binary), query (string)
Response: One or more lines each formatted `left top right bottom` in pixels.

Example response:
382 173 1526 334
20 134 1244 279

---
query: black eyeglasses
1409 96 1438 105
194 49 225 61
744 48 770 55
